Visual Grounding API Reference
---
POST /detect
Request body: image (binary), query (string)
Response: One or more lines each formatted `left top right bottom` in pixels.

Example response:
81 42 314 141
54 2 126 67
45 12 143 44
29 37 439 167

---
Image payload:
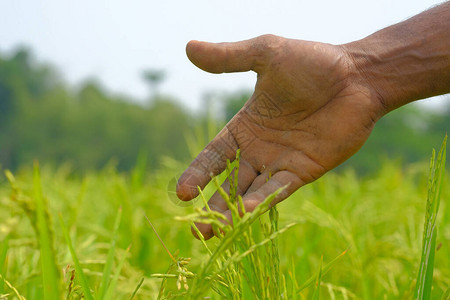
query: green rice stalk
238 195 246 216
192 218 237 299
33 163 60 299
128 277 144 300
233 150 240 199
194 185 286 286
226 150 241 224
59 214 94 300
175 210 228 230
188 187 287 299
190 222 212 256
414 135 447 300
147 216 197 296
0 235 9 294
234 222 297 260
269 207 281 297
172 151 292 299
289 258 298 300
211 251 240 280
312 256 323 300
98 207 123 300
281 274 288 300
5 171 38 246
213 176 239 222
146 214 178 264
235 231 261 298
196 186 228 238
297 249 348 293
0 274 25 300
238 231 266 298
65 268 75 300
103 245 131 300
197 187 212 212
156 262 177 299
152 273 178 278
441 285 450 300
226 160 236 201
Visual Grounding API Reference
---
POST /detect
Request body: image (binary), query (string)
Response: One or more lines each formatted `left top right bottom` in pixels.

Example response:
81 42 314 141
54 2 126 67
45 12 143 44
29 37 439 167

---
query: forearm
342 1 450 113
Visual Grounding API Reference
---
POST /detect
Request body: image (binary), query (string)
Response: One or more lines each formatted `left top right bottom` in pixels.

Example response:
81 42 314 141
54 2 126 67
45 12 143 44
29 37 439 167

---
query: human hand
177 34 385 239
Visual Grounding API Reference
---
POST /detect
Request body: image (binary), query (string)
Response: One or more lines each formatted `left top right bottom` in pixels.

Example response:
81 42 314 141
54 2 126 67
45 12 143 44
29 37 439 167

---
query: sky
0 0 446 111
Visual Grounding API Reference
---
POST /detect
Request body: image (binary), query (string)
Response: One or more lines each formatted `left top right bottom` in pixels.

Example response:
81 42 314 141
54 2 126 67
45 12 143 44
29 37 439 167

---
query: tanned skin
177 2 450 240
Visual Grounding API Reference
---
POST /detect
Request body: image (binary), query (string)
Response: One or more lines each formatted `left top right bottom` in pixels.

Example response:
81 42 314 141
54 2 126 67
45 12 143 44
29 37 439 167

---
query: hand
177 34 385 239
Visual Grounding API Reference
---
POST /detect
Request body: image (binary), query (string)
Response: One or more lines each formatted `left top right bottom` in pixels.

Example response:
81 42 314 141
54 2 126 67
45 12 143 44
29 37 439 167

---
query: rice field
0 139 448 299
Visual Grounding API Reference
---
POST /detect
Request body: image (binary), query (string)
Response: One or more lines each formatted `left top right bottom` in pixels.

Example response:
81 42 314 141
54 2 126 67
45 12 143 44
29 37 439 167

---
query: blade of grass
59 214 94 300
128 277 144 300
191 222 212 256
0 235 9 294
281 274 288 300
289 258 298 300
155 263 178 299
312 256 323 300
234 222 297 260
188 186 287 299
98 207 123 300
145 214 176 264
414 135 446 300
297 248 348 292
0 274 25 300
33 162 60 299
103 245 131 300
441 285 450 300
195 185 287 283
269 207 280 298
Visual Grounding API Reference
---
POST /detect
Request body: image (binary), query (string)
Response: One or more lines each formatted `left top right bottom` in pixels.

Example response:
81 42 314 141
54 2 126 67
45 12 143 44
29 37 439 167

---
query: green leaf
59 214 94 300
129 277 144 300
414 135 446 300
312 256 323 300
34 163 60 299
103 245 131 299
297 249 348 292
0 235 9 294
98 207 123 300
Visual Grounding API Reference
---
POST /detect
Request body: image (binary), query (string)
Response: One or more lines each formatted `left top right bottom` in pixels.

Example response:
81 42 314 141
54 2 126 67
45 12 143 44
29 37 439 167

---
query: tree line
0 47 448 174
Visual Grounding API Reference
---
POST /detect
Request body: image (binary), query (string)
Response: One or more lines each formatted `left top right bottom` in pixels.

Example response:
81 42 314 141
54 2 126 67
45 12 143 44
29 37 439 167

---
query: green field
0 141 448 299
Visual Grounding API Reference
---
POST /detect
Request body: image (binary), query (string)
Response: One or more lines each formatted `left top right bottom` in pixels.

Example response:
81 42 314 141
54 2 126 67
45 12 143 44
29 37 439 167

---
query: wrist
340 2 450 114
338 41 391 116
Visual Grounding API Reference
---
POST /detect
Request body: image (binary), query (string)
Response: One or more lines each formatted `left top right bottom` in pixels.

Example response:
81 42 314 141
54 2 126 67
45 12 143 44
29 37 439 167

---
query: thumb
186 36 270 74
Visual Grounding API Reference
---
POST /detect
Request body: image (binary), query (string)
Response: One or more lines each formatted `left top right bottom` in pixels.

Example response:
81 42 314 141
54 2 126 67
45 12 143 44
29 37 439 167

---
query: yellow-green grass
0 140 448 299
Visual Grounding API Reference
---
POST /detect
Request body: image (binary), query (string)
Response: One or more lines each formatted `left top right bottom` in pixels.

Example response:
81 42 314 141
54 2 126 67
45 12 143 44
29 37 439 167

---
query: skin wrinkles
178 2 450 240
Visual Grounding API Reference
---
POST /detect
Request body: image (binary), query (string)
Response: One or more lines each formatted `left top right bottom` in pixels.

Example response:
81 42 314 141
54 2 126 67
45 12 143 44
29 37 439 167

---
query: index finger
176 124 238 201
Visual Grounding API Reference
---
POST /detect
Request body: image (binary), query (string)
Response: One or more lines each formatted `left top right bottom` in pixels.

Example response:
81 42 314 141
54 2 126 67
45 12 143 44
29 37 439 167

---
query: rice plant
153 150 346 299
0 138 448 298
414 135 447 300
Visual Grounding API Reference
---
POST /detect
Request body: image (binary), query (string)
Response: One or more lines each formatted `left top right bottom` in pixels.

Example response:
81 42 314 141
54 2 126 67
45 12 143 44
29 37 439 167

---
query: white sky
0 0 446 111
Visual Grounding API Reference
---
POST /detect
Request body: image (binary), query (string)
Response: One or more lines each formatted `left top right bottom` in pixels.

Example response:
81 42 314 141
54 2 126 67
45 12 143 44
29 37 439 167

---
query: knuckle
250 34 285 71
257 34 279 44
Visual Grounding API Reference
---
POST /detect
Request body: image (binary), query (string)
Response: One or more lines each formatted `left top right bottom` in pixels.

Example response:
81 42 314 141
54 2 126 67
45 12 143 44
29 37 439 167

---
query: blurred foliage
0 48 194 172
0 152 448 298
343 103 450 174
0 47 449 174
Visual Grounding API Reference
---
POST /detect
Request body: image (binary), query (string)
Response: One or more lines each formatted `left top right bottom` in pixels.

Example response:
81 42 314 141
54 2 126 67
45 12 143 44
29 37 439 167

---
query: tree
142 69 165 98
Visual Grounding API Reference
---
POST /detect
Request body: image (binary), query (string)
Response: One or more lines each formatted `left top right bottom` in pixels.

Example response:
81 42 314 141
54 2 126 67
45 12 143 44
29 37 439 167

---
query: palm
177 35 382 239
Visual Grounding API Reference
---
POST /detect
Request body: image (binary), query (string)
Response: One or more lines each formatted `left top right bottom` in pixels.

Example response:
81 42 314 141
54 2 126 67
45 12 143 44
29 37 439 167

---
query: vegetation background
1 47 449 174
0 47 449 298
